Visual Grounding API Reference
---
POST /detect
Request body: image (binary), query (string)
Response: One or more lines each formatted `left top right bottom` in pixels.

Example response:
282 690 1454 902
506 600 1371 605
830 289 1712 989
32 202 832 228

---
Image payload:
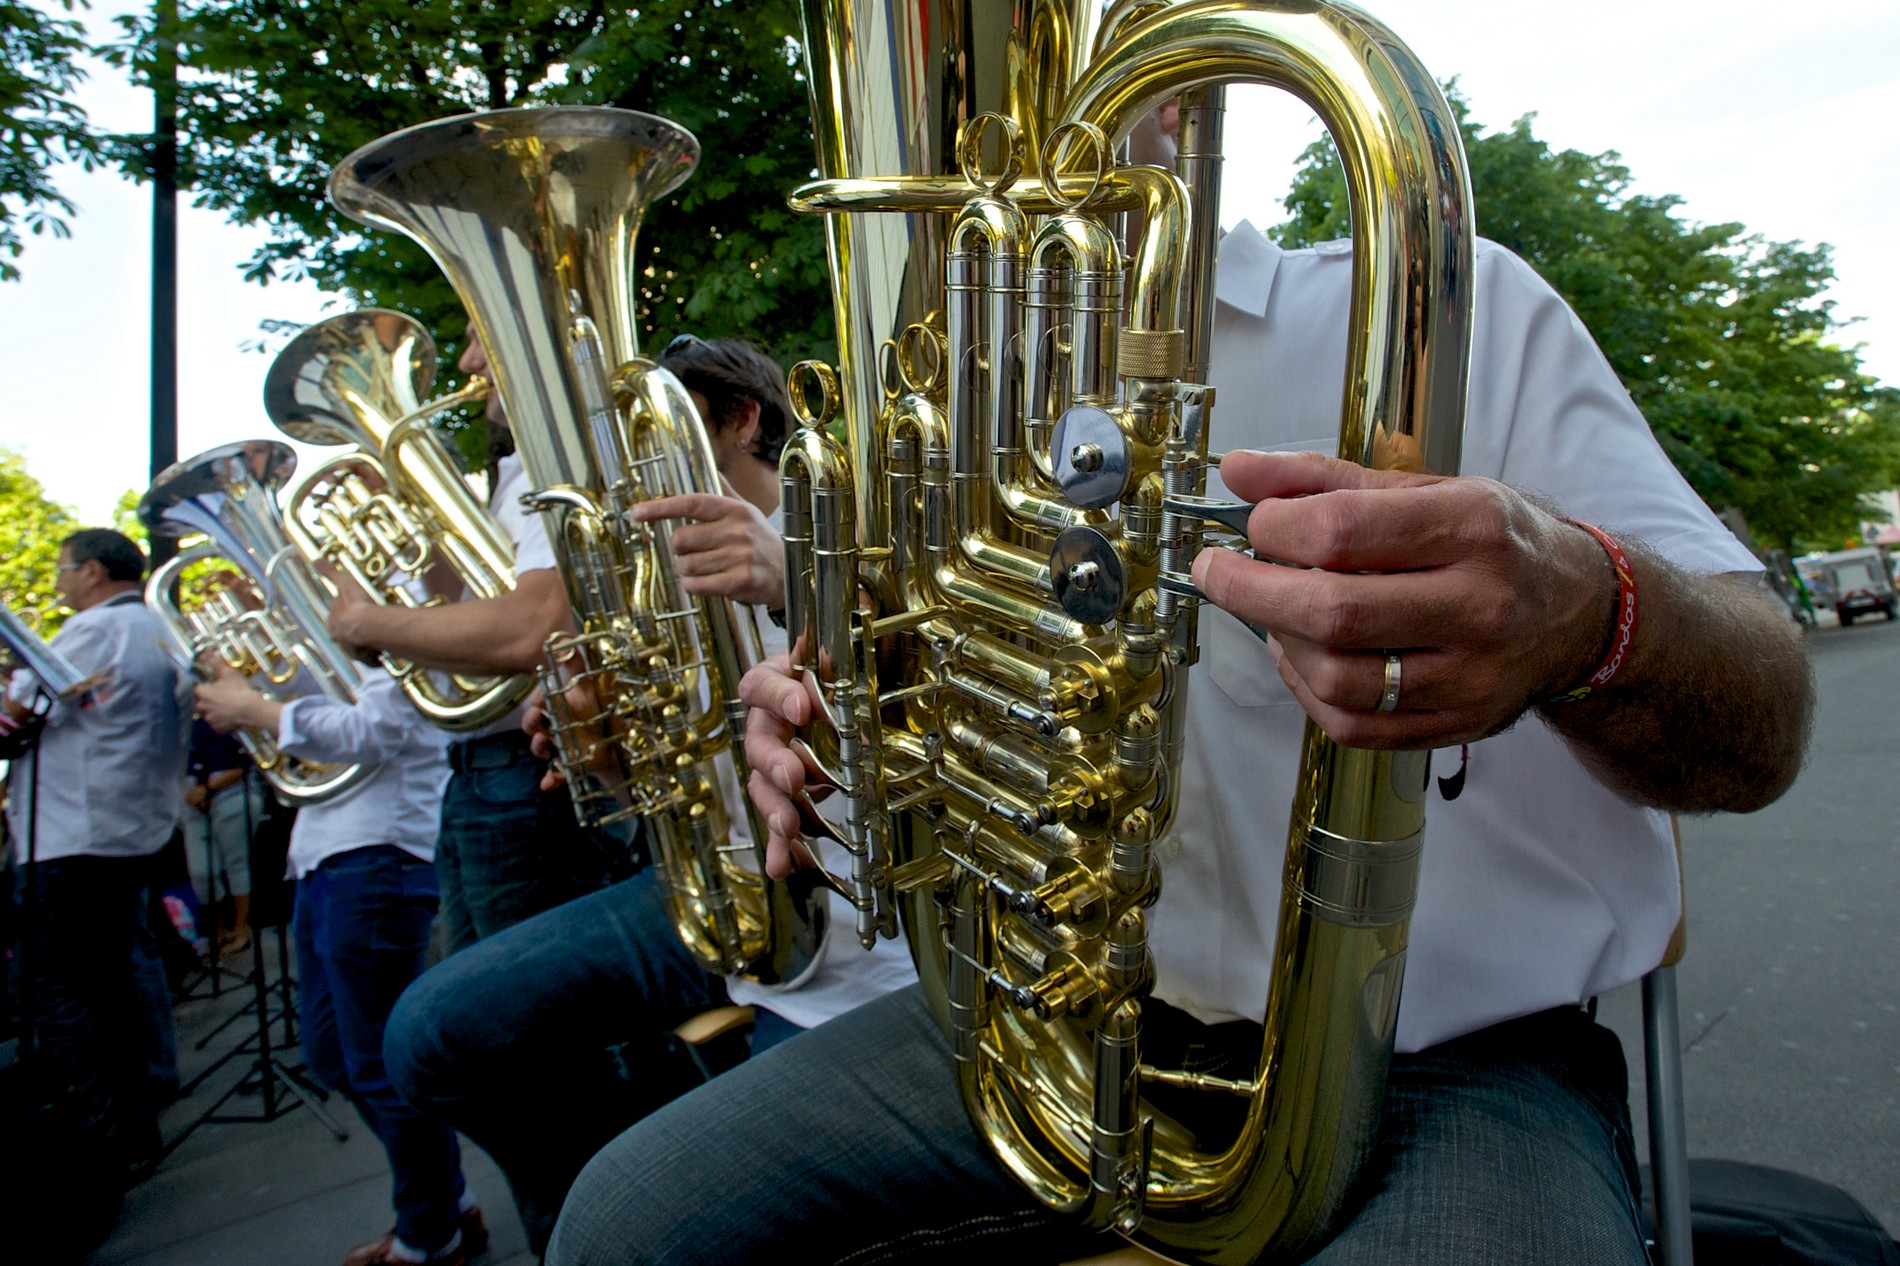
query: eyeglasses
662 333 703 356
55 562 85 572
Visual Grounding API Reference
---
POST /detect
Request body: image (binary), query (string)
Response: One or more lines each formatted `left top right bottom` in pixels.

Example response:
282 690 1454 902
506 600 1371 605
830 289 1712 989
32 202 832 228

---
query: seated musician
537 150 1814 1266
194 663 487 1266
381 336 917 1257
325 331 624 952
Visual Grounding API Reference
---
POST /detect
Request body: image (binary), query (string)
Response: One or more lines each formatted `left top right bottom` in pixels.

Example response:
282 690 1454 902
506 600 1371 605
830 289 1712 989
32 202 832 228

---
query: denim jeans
296 845 466 1253
547 989 1646 1266
9 852 179 1169
435 732 632 954
385 871 724 1254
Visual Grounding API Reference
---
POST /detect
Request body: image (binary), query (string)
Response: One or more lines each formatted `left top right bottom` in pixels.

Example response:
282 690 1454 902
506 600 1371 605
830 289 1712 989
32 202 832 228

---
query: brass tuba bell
784 1 1473 1260
326 107 827 986
266 307 533 732
141 440 372 805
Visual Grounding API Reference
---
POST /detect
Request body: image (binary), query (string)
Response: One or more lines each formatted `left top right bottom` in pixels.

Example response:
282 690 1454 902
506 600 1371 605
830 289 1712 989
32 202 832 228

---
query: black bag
1670 1159 1900 1266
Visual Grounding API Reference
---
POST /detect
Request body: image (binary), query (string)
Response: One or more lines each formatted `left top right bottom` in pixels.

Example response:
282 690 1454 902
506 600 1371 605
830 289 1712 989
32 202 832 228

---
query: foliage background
1273 94 1900 552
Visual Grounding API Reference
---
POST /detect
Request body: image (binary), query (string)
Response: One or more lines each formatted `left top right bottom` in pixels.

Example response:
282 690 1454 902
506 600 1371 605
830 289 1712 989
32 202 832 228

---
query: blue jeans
547 989 1646 1266
435 732 633 953
296 845 466 1253
385 871 724 1253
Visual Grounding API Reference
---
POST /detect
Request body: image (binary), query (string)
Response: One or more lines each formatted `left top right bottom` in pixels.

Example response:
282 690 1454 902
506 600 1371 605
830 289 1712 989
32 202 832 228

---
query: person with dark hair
380 334 917 1255
5 529 189 1234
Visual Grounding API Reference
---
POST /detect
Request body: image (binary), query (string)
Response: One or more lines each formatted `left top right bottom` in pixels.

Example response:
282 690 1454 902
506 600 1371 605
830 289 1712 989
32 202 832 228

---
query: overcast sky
3 0 1896 524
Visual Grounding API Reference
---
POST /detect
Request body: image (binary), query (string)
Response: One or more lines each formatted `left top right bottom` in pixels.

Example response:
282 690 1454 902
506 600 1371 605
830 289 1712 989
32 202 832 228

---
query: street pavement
1600 603 1900 1236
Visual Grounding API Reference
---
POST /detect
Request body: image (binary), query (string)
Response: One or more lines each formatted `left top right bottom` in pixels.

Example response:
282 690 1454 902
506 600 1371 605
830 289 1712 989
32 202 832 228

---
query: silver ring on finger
1376 652 1402 714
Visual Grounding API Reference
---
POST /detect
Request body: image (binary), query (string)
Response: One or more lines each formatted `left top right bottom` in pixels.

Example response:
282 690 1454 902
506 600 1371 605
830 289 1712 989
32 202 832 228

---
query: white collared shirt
6 594 190 862
464 451 560 741
1146 222 1759 1052
278 672 451 878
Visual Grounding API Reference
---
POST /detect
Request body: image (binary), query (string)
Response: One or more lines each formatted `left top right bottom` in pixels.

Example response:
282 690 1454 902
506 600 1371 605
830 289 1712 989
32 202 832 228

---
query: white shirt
1145 223 1759 1053
6 594 190 862
278 672 451 878
718 506 920 1026
465 451 559 741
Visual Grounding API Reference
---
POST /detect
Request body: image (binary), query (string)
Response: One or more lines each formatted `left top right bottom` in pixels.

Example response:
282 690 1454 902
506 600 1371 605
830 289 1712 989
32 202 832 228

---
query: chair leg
1642 966 1695 1266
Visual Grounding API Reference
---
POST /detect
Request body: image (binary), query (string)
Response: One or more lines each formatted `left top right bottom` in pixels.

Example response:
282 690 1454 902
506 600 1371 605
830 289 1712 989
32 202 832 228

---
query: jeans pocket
460 759 544 809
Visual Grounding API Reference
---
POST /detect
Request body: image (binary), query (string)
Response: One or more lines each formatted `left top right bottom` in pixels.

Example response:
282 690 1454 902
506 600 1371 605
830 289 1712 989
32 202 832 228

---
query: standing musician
194 663 486 1266
539 193 1814 1266
382 336 916 1256
5 529 188 1220
325 334 626 951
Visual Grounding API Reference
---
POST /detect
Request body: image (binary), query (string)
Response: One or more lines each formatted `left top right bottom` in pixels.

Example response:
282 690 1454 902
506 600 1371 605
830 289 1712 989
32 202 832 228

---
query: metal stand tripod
157 913 347 1162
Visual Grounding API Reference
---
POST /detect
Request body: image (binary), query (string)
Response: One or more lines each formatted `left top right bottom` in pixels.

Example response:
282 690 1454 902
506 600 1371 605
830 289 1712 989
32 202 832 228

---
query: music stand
156 797 347 1163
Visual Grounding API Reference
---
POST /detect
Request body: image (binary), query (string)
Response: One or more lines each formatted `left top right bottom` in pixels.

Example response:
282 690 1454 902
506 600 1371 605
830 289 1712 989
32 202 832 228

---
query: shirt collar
1213 219 1280 319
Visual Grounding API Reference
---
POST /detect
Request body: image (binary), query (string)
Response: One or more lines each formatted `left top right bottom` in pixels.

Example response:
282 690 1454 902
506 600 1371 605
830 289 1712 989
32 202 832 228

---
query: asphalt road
1599 603 1900 1236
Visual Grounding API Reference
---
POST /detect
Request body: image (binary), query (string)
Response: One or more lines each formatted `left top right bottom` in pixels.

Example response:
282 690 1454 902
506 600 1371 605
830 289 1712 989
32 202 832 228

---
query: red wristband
1546 521 1637 704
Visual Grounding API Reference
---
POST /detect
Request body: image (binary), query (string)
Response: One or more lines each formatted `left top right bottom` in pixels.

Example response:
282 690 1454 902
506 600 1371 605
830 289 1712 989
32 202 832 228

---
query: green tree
108 0 833 368
0 446 78 635
0 0 103 280
1275 97 1900 552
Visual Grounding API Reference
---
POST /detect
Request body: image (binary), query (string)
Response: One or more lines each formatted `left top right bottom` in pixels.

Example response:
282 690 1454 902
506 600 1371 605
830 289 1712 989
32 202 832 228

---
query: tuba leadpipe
325 107 827 986
140 440 371 805
266 307 533 732
786 1 1472 1261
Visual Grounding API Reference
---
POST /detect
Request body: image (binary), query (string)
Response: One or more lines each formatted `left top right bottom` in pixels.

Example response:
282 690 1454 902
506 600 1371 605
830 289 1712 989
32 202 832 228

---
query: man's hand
739 654 834 880
632 492 786 608
322 565 381 663
193 660 283 736
184 783 209 811
1190 449 1812 814
1191 450 1605 750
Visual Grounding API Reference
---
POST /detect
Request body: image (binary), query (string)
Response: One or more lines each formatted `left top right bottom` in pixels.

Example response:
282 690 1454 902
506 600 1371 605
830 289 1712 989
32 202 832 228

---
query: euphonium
326 107 827 985
141 440 371 804
785 2 1472 1261
266 307 533 731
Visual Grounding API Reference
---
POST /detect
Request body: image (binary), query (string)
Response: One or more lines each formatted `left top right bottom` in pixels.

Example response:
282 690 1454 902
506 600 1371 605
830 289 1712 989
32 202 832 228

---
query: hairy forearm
1536 546 1813 815
334 570 571 676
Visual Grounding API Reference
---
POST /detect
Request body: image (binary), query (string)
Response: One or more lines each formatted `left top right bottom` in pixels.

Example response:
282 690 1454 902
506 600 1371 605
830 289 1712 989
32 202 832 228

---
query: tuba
141 440 371 804
326 107 827 985
784 1 1471 1261
266 307 533 731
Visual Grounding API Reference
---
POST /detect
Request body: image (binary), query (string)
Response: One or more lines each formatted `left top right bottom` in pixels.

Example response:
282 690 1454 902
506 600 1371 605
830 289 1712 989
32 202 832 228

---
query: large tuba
325 107 827 985
784 1 1471 1261
266 307 533 731
141 440 371 804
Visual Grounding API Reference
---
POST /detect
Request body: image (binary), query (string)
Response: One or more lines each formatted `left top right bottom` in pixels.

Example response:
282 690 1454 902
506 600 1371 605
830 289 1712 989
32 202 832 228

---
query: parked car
1798 546 1897 626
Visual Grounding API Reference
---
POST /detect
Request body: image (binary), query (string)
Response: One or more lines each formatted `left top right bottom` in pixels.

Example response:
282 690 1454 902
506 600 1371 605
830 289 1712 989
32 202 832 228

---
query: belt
448 729 535 773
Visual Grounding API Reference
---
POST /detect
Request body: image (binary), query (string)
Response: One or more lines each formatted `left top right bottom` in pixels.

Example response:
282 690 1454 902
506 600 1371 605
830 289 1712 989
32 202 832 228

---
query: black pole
149 0 178 566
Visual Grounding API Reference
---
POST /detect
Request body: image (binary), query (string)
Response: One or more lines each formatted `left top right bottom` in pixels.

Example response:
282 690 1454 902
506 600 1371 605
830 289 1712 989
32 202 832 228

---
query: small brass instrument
141 440 371 805
785 1 1472 1261
326 107 826 984
267 307 533 732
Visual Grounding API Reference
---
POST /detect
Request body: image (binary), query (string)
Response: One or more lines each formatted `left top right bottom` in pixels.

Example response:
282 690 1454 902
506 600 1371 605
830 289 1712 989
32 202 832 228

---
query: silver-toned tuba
141 440 371 804
267 307 533 731
782 1 1472 1261
325 107 828 985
